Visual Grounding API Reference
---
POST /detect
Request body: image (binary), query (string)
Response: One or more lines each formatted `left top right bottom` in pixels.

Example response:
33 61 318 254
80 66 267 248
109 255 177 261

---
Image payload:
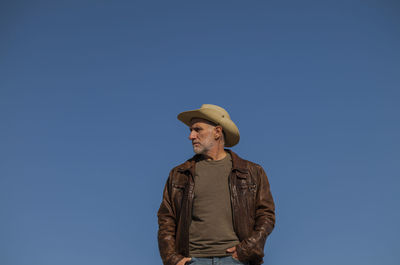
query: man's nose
189 131 196 140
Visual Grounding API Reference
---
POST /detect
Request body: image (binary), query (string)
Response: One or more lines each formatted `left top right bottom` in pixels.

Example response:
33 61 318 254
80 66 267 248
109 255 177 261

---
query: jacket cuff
236 243 248 262
236 241 263 264
166 253 185 265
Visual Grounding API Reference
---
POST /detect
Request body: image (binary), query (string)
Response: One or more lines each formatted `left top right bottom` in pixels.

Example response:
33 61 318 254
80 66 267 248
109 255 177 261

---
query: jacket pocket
238 183 257 220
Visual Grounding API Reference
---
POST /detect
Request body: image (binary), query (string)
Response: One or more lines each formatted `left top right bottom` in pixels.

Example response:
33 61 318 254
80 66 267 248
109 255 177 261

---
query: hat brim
177 108 240 147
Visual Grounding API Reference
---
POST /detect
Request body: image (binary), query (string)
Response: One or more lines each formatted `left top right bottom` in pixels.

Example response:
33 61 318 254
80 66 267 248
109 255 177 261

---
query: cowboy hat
177 104 240 147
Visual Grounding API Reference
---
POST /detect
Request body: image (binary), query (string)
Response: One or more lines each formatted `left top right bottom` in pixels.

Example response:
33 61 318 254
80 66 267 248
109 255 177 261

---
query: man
158 104 275 265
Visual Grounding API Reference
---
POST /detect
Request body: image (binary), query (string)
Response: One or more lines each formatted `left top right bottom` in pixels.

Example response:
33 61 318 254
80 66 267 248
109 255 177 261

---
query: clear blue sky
1 1 399 265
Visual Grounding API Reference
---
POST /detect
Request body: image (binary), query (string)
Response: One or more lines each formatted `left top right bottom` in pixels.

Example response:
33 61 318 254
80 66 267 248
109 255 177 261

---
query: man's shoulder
168 154 198 173
229 150 264 171
167 151 265 174
169 160 190 173
243 158 263 169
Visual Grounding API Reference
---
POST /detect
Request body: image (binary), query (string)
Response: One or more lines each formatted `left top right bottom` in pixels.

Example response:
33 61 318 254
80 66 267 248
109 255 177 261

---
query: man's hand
176 257 191 265
226 246 239 260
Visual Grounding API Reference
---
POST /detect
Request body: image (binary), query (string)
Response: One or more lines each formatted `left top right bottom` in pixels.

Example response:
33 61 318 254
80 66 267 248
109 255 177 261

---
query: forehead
190 118 216 128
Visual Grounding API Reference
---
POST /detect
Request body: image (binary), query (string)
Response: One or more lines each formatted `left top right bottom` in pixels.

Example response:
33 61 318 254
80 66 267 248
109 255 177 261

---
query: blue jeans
188 256 248 265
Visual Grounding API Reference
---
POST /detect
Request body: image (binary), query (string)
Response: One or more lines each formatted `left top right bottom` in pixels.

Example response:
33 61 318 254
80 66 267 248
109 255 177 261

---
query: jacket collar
177 149 249 174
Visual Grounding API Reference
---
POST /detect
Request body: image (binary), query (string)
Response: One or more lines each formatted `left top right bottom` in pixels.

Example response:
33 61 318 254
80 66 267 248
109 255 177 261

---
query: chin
193 147 204 154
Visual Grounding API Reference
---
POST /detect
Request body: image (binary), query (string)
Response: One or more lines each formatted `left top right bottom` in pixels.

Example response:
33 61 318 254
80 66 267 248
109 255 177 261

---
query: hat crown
200 104 231 120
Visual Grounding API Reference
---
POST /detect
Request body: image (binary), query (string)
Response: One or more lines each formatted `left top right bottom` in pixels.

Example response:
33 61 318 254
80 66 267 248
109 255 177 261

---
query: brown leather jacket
157 150 275 265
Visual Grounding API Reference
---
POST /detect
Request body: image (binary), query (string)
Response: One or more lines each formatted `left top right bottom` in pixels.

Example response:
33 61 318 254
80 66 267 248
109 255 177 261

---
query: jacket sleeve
236 165 275 264
157 171 185 265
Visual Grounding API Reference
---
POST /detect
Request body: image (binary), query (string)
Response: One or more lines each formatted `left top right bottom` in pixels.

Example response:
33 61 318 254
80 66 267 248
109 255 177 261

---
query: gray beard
193 145 204 154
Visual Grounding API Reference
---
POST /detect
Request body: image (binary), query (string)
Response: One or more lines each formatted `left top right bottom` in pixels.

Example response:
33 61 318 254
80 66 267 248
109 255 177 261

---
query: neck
202 144 227 161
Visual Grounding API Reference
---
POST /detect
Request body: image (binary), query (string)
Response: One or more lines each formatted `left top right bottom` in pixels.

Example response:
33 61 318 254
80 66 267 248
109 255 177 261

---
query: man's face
189 118 217 155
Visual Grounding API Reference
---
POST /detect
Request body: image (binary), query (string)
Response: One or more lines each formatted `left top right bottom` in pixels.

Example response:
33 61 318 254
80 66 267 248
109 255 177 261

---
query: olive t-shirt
189 153 240 257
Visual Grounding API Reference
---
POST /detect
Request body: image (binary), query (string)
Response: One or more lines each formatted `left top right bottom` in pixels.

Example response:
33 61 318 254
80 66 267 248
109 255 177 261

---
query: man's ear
215 126 223 140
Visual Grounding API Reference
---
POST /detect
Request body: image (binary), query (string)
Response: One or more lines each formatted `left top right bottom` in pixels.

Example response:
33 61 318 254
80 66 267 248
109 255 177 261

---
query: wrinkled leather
157 150 275 265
